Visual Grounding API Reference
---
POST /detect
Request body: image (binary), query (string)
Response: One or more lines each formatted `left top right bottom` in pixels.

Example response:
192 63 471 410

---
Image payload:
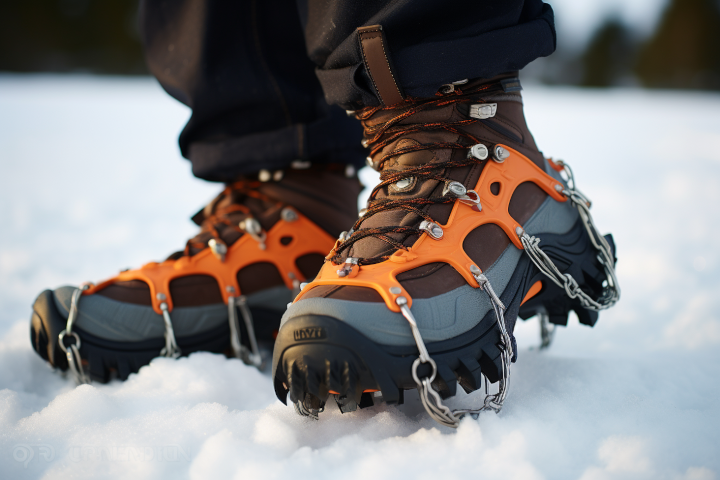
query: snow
1 74 719 479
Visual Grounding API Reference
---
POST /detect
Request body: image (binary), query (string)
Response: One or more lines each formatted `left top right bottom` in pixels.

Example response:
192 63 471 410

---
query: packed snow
1 75 719 479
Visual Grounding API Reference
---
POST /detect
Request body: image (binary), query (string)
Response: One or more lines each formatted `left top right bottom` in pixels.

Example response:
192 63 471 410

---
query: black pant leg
299 0 556 109
140 0 364 182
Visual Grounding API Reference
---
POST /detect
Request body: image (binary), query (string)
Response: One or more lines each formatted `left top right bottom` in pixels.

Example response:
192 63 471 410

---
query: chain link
228 295 263 367
519 160 620 311
159 301 181 358
398 159 618 428
397 267 512 428
57 284 92 384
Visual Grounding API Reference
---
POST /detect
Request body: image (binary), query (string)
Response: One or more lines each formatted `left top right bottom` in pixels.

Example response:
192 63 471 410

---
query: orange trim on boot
521 281 543 305
84 209 336 314
547 158 565 172
295 145 567 312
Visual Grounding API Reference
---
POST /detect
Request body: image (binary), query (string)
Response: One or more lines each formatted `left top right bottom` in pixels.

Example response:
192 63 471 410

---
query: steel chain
57 284 92 384
228 295 263 367
159 301 181 358
519 160 620 311
397 267 512 428
399 159 618 428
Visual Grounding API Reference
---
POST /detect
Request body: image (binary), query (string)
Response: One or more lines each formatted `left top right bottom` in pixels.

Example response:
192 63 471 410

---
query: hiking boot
30 166 362 383
272 76 619 426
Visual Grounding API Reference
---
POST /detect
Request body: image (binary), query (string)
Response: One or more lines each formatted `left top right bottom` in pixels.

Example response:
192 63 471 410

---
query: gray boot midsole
53 285 292 341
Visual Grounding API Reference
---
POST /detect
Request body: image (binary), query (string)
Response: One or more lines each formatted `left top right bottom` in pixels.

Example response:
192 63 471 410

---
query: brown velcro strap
357 25 404 106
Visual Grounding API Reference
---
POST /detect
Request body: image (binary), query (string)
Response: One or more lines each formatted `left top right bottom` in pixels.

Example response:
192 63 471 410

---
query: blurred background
1 3 720 478
1 0 719 90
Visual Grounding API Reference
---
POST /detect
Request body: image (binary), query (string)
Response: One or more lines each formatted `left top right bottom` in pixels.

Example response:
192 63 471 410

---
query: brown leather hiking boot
272 75 620 426
30 166 362 383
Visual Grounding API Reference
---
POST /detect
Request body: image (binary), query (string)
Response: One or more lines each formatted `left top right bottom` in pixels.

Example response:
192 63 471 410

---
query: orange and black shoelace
331 81 505 266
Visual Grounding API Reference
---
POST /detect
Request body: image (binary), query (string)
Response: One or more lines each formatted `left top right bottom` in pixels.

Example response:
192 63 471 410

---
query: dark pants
140 0 556 182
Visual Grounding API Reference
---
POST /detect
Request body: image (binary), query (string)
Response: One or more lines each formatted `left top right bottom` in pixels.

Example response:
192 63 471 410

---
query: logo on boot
293 327 326 341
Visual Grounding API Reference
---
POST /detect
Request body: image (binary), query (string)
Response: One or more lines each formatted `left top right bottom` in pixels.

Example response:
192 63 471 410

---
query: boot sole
272 218 614 414
30 291 281 382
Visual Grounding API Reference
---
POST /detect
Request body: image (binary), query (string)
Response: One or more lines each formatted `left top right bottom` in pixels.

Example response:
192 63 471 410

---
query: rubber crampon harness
294 83 620 428
59 182 336 384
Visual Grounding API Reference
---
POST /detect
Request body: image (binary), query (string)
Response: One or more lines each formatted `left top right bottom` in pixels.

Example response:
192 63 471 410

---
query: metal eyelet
419 220 443 240
281 207 298 222
336 257 359 277
468 103 497 119
442 181 466 197
239 218 266 250
208 238 228 262
390 176 415 193
438 79 468 94
443 181 482 210
338 229 354 242
493 146 510 163
468 144 489 160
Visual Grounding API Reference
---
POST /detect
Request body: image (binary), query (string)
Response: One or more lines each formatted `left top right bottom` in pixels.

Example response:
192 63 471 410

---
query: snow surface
1 75 719 479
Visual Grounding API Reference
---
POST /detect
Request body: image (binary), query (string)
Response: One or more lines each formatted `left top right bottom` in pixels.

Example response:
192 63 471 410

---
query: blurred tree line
0 0 146 74
1 0 719 90
536 0 720 90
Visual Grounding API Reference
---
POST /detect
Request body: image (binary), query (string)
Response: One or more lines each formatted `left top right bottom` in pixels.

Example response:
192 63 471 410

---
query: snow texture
1 75 719 479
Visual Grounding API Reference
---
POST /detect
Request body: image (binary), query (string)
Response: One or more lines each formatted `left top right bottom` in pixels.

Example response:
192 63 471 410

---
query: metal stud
281 207 298 222
494 146 510 163
240 218 261 235
337 257 359 277
239 218 266 250
156 292 166 301
389 286 402 294
469 144 489 160
555 184 563 192
339 228 355 243
419 220 443 240
208 238 228 262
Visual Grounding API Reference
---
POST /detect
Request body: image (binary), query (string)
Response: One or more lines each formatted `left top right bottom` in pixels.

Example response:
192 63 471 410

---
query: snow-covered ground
1 75 719 480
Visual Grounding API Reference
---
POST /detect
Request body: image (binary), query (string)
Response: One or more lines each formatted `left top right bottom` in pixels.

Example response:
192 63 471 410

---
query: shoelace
183 180 278 257
332 82 505 265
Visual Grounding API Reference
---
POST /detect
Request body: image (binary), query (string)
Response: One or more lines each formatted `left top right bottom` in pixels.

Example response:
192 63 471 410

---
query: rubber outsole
272 218 615 414
30 290 282 382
